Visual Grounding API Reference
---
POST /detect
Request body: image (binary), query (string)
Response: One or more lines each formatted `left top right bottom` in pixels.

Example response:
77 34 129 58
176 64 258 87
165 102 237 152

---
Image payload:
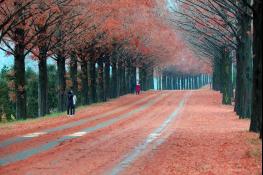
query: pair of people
67 89 77 117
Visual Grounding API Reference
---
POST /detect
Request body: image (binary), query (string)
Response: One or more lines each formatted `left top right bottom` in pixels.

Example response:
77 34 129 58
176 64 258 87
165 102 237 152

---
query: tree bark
149 68 154 90
213 60 222 91
235 1 253 118
104 56 110 100
57 54 66 112
117 59 121 96
118 60 126 96
242 11 253 118
98 57 105 102
235 51 242 115
70 53 78 97
38 57 48 117
250 1 262 139
89 59 97 103
126 59 132 93
130 66 136 93
81 60 89 105
121 62 127 95
111 57 118 98
162 73 166 90
13 0 27 120
221 49 233 105
14 30 27 119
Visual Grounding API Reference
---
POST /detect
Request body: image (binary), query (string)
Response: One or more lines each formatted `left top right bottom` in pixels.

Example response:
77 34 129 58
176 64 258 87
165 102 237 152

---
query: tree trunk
37 26 49 116
121 63 127 95
117 60 121 96
250 1 262 139
13 0 27 120
126 60 132 93
98 57 105 102
57 54 66 112
188 76 191 90
213 60 222 91
242 10 253 118
162 73 166 90
221 49 233 105
174 76 177 90
149 68 154 90
183 76 186 90
118 60 126 96
38 57 48 117
194 76 198 89
130 66 136 93
89 60 97 103
235 51 242 115
235 1 253 118
111 58 117 98
81 60 89 105
104 57 110 100
159 74 162 90
70 53 78 97
14 34 27 119
169 75 172 90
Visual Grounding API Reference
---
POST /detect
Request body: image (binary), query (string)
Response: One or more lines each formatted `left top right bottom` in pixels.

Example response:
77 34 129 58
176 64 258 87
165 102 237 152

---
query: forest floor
0 88 262 175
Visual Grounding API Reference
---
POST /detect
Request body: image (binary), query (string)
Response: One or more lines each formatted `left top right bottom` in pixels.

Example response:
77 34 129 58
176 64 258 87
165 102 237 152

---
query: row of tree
0 0 211 121
0 65 58 120
168 0 262 138
0 1 156 120
0 56 155 121
157 69 211 90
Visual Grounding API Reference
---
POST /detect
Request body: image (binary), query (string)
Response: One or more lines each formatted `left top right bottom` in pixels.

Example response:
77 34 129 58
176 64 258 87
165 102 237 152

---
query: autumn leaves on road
0 89 261 175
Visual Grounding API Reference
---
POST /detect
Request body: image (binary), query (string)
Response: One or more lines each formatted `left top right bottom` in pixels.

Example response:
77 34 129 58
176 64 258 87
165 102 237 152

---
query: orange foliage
0 0 212 74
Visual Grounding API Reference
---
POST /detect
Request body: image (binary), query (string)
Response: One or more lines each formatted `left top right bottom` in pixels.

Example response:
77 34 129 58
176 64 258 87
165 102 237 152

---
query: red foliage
0 0 212 74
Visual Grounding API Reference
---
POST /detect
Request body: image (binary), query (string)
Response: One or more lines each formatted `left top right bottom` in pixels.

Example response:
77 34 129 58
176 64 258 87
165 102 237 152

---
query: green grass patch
0 111 66 128
0 101 108 127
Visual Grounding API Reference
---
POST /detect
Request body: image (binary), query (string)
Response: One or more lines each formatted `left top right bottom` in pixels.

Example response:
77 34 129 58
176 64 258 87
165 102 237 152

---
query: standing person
72 94 77 116
136 83 141 95
67 89 73 117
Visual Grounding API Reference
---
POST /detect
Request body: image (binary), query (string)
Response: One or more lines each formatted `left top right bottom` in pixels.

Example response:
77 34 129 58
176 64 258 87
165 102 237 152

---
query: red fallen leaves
123 90 262 175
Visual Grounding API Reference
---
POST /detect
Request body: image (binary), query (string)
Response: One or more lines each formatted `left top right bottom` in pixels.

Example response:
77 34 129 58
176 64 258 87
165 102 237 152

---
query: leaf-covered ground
0 89 261 175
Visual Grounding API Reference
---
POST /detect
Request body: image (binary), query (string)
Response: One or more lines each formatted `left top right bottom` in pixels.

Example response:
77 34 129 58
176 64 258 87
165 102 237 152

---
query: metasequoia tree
30 0 83 116
73 0 212 98
166 0 261 138
1 0 213 121
0 0 67 119
166 0 236 104
0 0 86 117
250 0 262 138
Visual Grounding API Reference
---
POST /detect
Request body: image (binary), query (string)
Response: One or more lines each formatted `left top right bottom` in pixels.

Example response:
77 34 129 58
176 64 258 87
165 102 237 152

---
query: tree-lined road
0 89 261 175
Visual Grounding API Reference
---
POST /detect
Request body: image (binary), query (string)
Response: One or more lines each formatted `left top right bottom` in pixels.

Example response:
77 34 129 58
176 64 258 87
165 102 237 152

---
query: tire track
0 93 167 166
1 92 185 175
0 93 156 149
106 92 191 175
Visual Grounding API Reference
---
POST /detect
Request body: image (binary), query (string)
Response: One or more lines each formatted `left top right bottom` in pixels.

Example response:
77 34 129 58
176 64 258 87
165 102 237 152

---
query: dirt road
0 89 261 175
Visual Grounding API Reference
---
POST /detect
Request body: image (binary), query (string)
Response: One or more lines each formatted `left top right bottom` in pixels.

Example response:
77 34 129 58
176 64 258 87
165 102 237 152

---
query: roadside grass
0 98 116 128
0 111 66 128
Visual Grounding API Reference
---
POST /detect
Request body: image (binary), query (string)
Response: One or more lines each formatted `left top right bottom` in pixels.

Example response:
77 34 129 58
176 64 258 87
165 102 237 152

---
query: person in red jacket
136 83 141 95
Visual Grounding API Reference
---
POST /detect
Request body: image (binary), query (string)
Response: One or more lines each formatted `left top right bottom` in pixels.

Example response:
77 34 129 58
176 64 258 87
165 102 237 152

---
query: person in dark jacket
67 89 74 116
